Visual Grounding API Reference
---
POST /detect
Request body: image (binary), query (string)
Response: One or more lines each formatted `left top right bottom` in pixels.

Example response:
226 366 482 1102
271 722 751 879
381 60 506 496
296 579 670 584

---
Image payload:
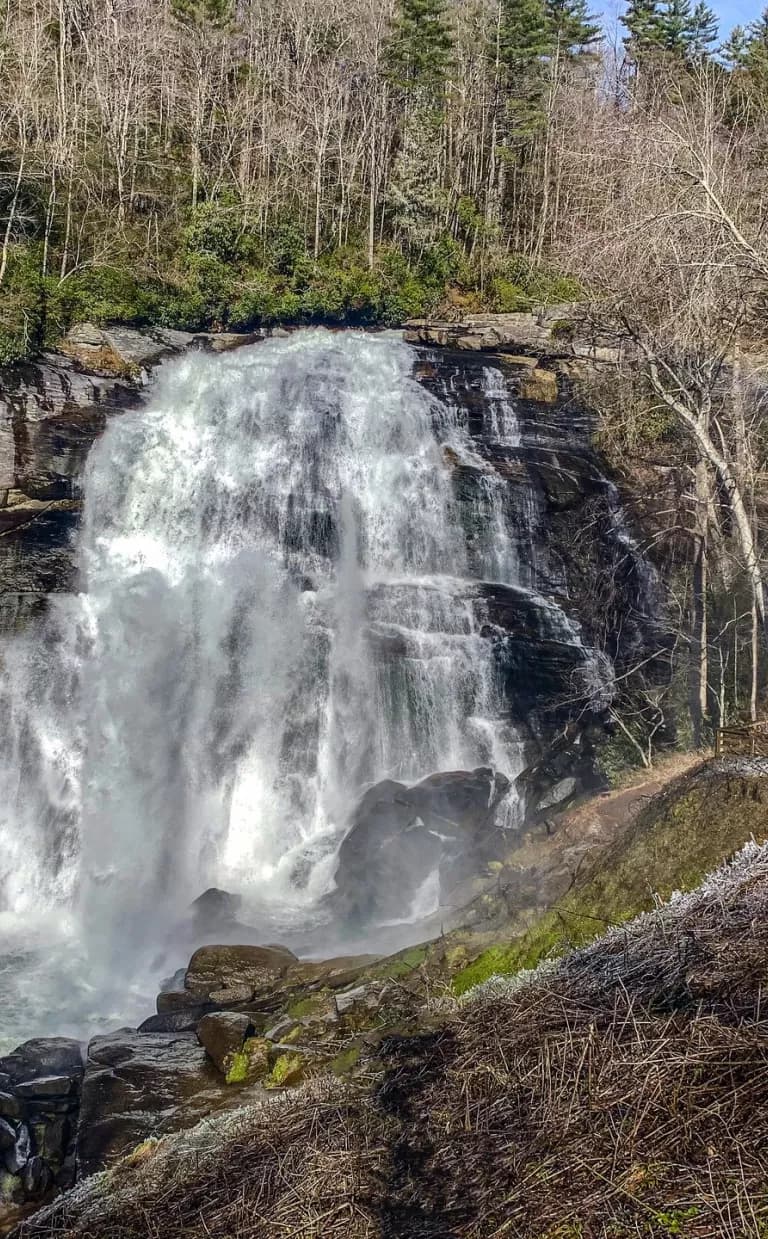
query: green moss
266 1052 304 1089
224 1037 270 1085
330 1045 361 1076
453 772 768 996
374 943 429 980
287 992 328 1020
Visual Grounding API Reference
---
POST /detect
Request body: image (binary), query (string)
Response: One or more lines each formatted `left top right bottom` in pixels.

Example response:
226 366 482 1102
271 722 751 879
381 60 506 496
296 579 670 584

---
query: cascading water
0 330 555 1043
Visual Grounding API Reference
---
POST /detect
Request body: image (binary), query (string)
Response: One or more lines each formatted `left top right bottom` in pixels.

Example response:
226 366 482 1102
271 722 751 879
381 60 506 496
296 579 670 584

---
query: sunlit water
0 330 589 1046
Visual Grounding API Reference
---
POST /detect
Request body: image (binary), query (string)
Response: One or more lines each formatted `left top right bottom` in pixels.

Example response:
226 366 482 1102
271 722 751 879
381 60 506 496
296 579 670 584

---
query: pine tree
545 0 600 55
622 0 717 65
687 0 718 58
744 8 768 74
388 0 454 94
621 0 668 65
498 0 552 74
726 9 768 105
495 0 552 136
662 0 694 55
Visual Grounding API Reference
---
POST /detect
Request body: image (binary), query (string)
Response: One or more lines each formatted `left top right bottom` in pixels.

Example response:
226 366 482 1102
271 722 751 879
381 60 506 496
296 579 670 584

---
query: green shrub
0 246 44 363
183 197 249 264
490 277 532 312
229 275 284 328
45 265 165 339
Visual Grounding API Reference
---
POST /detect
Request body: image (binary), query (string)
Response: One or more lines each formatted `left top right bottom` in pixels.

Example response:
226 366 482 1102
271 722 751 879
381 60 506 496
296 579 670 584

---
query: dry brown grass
17 843 768 1239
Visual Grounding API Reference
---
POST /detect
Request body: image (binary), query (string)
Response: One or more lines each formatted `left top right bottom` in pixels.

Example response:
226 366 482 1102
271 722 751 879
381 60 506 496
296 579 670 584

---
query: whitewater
0 330 537 1044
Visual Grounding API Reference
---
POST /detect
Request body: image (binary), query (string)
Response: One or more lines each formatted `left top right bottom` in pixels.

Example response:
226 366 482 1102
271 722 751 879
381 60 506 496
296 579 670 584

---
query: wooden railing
715 721 768 758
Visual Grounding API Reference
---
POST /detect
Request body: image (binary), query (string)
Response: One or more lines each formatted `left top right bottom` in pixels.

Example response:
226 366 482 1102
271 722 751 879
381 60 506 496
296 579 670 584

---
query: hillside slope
16 824 768 1239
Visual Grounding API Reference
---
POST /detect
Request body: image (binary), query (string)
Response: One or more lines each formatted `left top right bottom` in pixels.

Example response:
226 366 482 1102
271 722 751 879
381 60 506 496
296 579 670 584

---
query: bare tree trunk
690 455 709 746
643 349 766 629
0 152 24 287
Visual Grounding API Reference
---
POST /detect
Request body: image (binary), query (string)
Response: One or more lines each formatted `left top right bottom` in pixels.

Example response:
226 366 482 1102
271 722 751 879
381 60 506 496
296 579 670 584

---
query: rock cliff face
411 343 668 811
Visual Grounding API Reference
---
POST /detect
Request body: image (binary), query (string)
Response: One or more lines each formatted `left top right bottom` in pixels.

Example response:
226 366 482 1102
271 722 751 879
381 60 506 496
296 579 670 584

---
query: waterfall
0 330 548 1038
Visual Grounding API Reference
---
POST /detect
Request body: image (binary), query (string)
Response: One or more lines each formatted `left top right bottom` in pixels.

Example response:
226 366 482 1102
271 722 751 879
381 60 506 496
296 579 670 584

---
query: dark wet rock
4 1125 30 1175
190 887 242 931
21 1155 51 1197
0 1034 82 1209
184 944 297 1000
197 1012 253 1075
14 1075 77 1099
155 990 215 1018
0 1095 23 1121
0 1120 14 1153
77 1031 226 1175
0 1039 82 1089
138 1012 203 1034
332 767 511 925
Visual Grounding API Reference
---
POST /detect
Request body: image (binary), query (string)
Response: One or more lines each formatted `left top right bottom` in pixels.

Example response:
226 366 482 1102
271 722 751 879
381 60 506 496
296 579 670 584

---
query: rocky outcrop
331 767 511 924
405 308 623 364
76 1031 224 1177
0 1039 82 1223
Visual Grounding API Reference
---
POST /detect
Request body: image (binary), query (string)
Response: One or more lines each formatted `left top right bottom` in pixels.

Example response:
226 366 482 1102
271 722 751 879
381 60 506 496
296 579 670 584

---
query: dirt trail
447 752 707 931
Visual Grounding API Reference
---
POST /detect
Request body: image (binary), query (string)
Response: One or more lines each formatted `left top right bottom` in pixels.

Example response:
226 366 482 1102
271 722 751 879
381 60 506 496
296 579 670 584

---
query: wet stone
0 1119 14 1153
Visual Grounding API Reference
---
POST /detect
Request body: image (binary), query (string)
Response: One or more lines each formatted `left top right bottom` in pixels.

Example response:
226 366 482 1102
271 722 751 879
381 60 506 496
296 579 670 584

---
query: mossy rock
265 1053 304 1089
286 992 330 1020
224 1037 270 1086
330 1045 361 1077
370 943 429 981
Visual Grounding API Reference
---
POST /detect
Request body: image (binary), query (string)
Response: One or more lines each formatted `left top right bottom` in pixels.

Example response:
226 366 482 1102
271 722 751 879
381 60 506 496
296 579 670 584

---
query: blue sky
604 0 764 39
715 0 763 30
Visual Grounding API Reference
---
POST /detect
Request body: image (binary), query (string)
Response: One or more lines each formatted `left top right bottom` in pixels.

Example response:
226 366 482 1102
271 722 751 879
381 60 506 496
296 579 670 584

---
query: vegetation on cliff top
2 0 765 365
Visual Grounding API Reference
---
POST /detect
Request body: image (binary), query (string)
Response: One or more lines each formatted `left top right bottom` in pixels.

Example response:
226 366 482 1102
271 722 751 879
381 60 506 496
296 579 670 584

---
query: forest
0 0 765 360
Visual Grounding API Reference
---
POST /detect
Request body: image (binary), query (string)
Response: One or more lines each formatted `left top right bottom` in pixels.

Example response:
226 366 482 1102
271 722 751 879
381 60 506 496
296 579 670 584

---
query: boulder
184 944 297 1000
197 1012 253 1075
0 1039 82 1089
76 1031 226 1176
0 1035 82 1212
331 767 511 924
190 887 242 932
138 1012 204 1034
61 323 187 373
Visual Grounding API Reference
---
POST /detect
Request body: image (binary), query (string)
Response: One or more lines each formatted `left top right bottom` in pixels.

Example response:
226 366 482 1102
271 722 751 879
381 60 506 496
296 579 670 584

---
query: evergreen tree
621 0 668 65
495 0 552 136
720 24 749 68
498 0 551 74
388 0 454 94
687 0 718 58
662 0 717 58
622 0 717 65
387 0 454 248
545 0 600 55
743 8 768 75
